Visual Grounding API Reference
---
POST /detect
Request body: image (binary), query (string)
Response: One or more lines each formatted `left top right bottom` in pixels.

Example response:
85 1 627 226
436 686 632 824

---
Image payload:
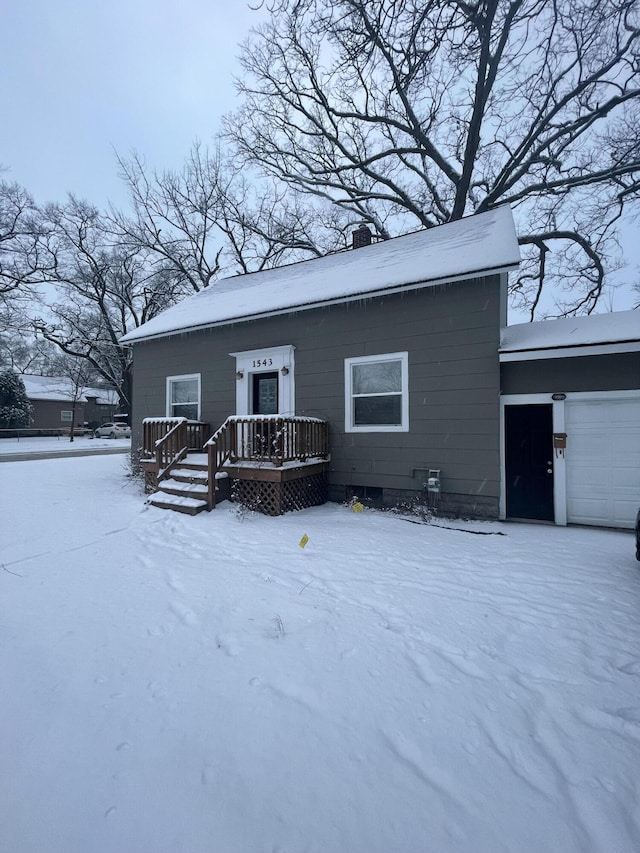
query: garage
500 310 640 529
565 395 640 529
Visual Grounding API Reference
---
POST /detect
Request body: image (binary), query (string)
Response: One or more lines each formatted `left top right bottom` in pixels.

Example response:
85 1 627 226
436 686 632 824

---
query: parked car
636 508 640 562
94 422 131 439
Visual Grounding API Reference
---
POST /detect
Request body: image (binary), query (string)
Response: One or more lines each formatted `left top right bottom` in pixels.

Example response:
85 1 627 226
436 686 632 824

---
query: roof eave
122 262 518 346
500 339 640 361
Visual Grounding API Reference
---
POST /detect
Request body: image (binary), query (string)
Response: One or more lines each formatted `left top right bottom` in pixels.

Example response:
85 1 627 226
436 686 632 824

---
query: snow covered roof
500 310 640 360
121 206 520 344
22 375 118 405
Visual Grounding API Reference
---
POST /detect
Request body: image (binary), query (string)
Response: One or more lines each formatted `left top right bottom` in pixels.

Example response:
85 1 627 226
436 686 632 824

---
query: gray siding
28 398 115 429
30 399 82 428
131 276 502 516
501 352 640 395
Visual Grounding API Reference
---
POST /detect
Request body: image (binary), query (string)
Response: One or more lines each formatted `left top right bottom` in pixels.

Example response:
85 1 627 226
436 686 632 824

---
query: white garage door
565 396 640 528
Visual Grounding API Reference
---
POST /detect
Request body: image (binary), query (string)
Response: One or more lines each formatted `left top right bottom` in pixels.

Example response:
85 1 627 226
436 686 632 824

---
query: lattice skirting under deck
231 472 328 516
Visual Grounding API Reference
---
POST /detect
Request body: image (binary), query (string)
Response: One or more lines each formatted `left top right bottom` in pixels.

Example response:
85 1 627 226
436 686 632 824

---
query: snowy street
0 435 131 461
1 455 639 853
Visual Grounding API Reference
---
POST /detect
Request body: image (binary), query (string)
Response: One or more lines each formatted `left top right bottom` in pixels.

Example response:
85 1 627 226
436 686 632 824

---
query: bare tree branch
227 0 640 315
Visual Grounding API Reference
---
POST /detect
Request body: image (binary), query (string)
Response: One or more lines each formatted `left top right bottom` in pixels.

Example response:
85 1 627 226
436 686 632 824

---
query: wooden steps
158 478 208 499
148 492 209 515
169 467 208 485
147 453 232 515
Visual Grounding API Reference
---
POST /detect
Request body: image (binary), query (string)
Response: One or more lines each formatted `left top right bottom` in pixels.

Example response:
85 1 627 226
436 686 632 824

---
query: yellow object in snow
351 502 364 512
298 533 310 549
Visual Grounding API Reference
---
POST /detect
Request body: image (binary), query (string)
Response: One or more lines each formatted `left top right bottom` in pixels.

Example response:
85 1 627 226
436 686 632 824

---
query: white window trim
345 351 409 433
166 373 201 420
60 410 73 422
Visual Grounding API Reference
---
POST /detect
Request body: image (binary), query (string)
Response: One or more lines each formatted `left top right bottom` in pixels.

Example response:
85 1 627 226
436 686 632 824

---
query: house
21 375 118 432
121 206 520 516
121 206 639 528
500 310 640 529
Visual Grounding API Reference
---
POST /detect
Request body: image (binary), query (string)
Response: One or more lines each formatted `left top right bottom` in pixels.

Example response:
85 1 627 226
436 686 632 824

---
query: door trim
504 403 554 521
500 393 566 525
230 345 295 416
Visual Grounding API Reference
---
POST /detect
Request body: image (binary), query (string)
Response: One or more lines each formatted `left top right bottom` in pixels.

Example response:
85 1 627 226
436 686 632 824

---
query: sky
0 0 637 315
0 0 262 208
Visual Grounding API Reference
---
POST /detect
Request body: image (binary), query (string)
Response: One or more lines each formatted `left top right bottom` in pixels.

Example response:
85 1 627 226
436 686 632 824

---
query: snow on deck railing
142 418 211 460
205 414 325 445
143 418 188 454
227 415 325 423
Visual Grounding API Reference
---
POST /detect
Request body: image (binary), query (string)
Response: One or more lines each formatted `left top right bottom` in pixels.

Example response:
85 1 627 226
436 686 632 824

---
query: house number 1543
252 358 273 367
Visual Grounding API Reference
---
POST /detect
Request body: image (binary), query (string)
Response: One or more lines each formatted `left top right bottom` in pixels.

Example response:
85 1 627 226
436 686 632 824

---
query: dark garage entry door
505 404 554 521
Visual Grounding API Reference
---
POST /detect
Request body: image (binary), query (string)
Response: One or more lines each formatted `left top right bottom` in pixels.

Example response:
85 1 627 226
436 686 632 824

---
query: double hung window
166 374 201 421
345 352 408 432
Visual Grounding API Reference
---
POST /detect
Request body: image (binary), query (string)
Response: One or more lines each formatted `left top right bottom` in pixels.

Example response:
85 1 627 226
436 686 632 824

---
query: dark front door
252 372 279 415
505 404 554 521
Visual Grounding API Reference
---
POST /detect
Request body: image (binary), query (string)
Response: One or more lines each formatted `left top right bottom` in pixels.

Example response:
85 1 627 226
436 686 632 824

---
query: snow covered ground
1 455 639 853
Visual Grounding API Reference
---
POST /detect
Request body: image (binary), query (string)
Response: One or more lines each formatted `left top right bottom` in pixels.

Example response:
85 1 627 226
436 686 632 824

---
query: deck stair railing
204 416 329 510
142 417 192 482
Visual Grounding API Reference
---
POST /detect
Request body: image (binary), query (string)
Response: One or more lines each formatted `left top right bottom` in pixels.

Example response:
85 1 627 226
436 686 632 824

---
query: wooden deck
140 416 329 515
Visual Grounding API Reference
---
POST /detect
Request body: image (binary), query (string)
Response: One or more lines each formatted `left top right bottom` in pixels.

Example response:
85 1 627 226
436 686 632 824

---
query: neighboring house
21 375 118 430
500 311 640 529
121 206 520 517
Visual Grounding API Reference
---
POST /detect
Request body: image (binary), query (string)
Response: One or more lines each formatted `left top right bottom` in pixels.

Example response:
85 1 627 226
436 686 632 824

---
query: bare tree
30 197 181 415
0 179 43 297
43 353 99 443
0 179 57 348
227 0 640 317
112 145 226 293
112 142 353 291
0 186 53 372
0 319 56 374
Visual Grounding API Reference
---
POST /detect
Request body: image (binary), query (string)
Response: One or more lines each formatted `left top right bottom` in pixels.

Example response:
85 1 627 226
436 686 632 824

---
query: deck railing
186 420 211 449
142 419 209 460
142 417 188 480
205 416 329 509
141 417 204 481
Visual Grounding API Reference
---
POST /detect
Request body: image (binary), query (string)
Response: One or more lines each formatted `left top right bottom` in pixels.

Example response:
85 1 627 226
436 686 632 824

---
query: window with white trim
345 352 409 432
60 410 73 422
166 374 201 420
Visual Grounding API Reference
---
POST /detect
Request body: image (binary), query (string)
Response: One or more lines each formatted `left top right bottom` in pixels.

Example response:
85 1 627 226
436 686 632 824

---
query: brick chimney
352 225 372 249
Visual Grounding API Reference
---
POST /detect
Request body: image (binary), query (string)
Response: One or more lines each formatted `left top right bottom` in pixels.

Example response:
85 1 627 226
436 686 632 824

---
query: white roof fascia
500 341 640 362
